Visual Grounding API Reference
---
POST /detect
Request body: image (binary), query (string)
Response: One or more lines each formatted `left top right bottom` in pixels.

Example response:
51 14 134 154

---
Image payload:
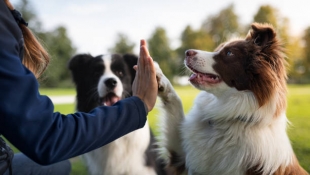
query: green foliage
13 0 76 88
13 1 310 86
287 36 307 83
176 25 214 59
252 5 309 83
302 27 310 81
201 4 240 45
148 27 177 80
40 26 77 88
14 0 43 33
108 33 135 54
253 5 279 27
253 5 290 45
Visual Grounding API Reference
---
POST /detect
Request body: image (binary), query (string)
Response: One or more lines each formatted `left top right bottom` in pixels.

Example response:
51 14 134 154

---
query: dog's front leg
155 64 186 174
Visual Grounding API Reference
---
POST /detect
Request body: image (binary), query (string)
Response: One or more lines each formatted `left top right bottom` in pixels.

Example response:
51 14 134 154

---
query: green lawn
5 85 310 174
286 85 310 172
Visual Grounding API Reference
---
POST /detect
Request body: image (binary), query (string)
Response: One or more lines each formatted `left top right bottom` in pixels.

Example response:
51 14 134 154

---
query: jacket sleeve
0 1 147 165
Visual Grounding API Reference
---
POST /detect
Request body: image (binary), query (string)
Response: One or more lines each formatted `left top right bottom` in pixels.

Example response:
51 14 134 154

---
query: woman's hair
4 0 50 78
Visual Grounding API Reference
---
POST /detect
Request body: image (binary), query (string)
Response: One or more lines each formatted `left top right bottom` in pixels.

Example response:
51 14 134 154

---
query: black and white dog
68 53 168 175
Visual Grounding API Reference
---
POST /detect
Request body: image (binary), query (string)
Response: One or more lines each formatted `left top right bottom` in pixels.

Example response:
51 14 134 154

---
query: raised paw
154 62 172 95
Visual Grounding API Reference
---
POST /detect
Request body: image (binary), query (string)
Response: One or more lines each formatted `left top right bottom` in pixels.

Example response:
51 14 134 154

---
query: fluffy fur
155 23 309 175
68 53 168 175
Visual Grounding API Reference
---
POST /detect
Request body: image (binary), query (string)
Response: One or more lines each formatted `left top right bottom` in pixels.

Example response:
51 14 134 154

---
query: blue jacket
0 1 147 165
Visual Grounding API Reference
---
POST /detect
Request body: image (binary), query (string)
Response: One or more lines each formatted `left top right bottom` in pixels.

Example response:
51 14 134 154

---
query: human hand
132 40 158 112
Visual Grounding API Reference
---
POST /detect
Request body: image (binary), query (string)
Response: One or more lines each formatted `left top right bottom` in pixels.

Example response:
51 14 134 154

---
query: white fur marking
97 55 123 98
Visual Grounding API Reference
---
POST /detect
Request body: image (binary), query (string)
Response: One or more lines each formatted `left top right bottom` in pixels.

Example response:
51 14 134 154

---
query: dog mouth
187 64 221 84
99 92 121 106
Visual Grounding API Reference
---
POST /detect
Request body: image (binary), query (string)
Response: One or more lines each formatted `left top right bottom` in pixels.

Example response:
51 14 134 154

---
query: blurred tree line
14 0 76 87
16 1 310 87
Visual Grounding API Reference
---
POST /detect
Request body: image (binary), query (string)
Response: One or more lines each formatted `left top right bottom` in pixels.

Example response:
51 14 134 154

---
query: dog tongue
189 73 198 81
104 94 121 106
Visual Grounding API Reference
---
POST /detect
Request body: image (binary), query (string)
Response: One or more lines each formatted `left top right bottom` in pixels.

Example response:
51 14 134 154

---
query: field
7 85 310 174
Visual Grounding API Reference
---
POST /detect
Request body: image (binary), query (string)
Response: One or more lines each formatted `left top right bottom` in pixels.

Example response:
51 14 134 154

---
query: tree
175 25 214 77
13 0 43 33
286 36 305 83
253 5 302 82
253 5 290 45
108 33 135 54
177 25 214 57
302 27 310 83
201 4 240 45
13 0 77 87
253 5 278 27
41 27 77 87
148 27 176 80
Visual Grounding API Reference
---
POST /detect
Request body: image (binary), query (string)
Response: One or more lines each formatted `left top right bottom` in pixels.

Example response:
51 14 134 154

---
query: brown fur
213 23 287 117
166 150 186 175
246 155 309 175
189 23 307 174
273 155 309 175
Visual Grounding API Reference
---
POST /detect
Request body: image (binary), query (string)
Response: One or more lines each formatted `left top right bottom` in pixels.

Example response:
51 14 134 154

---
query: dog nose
185 50 197 57
105 78 117 89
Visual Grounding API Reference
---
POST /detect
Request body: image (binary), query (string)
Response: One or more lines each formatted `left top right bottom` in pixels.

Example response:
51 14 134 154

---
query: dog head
185 22 287 108
68 53 137 112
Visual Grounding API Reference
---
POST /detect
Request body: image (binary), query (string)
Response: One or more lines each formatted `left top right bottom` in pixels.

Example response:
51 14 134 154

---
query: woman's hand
132 40 158 112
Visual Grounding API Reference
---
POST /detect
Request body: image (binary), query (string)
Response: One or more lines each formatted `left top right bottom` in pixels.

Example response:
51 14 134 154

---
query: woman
0 0 158 174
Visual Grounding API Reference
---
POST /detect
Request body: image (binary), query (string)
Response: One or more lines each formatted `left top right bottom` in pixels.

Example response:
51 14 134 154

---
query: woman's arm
0 1 147 165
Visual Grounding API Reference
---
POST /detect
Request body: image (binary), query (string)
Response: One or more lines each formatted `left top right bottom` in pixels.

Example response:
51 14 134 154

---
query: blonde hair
4 0 50 78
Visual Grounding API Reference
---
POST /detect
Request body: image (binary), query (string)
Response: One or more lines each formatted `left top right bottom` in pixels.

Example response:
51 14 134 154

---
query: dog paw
154 62 171 95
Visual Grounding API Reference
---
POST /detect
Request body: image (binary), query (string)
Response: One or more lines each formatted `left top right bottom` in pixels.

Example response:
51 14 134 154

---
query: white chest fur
82 122 157 175
181 92 294 175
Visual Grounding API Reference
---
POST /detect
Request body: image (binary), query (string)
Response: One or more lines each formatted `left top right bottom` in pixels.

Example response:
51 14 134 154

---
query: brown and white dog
155 23 309 175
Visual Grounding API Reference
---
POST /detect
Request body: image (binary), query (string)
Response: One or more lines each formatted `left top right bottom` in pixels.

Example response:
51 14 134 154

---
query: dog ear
123 54 138 83
68 54 94 71
68 54 93 71
246 22 276 47
68 54 96 85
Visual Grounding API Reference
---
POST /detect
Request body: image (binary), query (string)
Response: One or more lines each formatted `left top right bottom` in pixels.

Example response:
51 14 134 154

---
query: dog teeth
212 76 219 80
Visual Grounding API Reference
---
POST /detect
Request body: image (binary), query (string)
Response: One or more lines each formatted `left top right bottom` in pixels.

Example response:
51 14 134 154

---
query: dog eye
117 71 123 77
226 51 233 56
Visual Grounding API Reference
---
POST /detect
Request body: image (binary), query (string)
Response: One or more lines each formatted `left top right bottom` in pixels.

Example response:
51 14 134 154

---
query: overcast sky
11 0 310 56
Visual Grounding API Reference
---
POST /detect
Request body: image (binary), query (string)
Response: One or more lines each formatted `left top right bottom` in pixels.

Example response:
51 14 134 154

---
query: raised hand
132 40 158 112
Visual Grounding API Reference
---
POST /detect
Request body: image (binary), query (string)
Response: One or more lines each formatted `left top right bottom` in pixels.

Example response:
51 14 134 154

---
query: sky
10 0 310 56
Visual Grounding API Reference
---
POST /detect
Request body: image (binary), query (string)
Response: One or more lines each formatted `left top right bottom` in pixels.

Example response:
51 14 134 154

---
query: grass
5 85 310 174
39 88 76 96
286 85 310 171
147 86 200 135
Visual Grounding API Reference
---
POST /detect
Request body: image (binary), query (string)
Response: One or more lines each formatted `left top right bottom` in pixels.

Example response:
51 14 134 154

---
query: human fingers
140 39 150 57
146 56 156 75
138 40 151 68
